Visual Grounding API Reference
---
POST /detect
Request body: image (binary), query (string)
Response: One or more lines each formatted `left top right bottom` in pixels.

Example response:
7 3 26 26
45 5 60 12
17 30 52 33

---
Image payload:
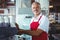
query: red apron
30 16 48 40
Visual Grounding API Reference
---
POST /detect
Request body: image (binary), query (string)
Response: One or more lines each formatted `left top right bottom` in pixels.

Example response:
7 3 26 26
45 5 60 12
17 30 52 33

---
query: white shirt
30 13 49 33
19 13 49 40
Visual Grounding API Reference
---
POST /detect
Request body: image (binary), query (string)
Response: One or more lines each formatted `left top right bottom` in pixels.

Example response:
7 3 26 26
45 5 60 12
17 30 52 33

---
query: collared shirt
18 13 49 40
30 13 49 33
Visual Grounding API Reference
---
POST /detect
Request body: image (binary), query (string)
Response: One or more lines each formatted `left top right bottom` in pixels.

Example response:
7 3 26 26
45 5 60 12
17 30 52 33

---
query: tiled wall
18 8 33 14
16 8 33 29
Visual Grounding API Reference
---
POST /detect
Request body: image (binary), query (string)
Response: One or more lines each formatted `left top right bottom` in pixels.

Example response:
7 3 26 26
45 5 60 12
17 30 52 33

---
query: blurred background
0 0 60 40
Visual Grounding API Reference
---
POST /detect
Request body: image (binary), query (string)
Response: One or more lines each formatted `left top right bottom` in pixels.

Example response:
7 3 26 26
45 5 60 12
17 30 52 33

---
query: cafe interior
0 0 60 40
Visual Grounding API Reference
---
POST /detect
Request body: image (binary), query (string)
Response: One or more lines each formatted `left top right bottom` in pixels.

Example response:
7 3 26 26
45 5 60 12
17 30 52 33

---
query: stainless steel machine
0 15 18 40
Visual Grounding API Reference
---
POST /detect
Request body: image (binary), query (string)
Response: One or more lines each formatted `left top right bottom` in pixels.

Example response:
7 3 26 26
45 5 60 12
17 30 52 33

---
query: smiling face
32 2 41 16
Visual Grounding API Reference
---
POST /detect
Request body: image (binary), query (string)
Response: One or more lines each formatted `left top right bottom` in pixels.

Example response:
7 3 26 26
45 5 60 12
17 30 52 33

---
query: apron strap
38 16 42 22
33 16 42 22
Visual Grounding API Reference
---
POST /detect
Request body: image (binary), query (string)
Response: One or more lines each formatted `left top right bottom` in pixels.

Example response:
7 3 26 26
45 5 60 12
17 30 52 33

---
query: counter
49 23 60 40
0 27 18 40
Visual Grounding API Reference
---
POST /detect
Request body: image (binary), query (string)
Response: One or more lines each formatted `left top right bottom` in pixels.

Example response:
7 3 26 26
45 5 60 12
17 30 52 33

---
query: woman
18 2 49 40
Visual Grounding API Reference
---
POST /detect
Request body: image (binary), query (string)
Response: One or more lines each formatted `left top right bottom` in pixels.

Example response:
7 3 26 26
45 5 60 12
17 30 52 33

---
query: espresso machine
0 15 18 40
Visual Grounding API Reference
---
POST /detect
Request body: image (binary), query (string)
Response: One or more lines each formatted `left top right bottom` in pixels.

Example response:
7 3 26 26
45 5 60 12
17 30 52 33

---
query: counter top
0 27 18 38
49 23 60 34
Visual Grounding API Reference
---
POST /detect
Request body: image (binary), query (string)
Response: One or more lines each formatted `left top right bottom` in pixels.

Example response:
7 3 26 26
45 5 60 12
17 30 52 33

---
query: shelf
0 14 15 16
